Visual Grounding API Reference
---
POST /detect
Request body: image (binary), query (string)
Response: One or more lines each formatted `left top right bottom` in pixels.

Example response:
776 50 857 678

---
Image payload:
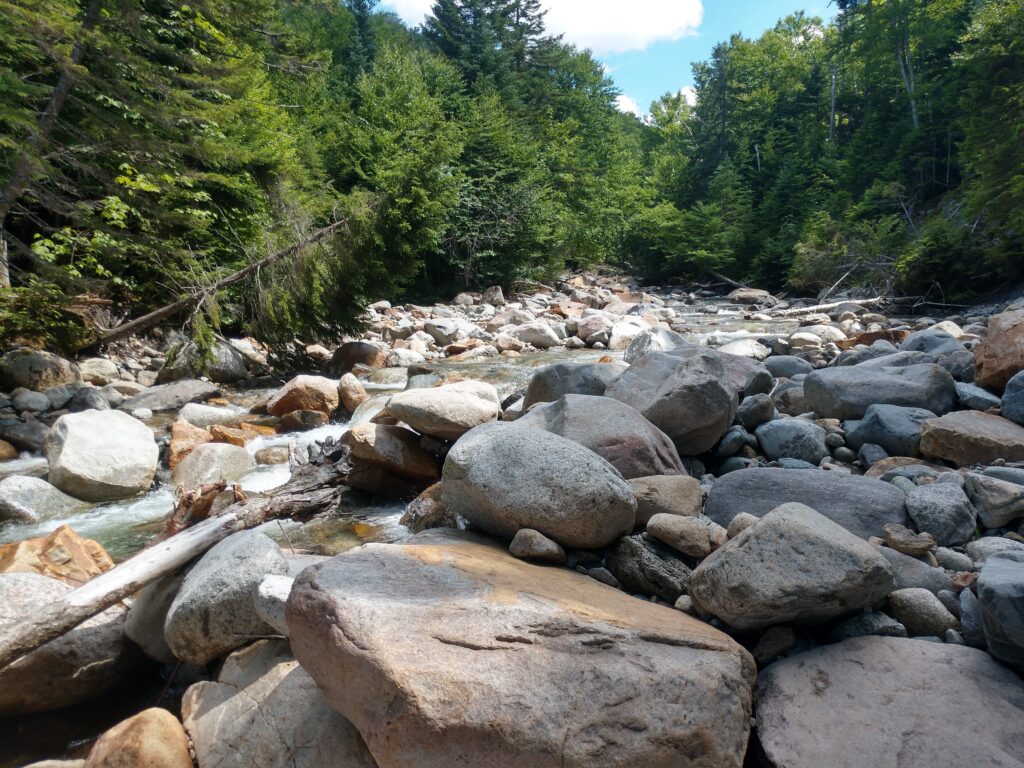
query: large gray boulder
845 404 936 457
905 483 977 546
164 531 288 665
0 573 139 716
0 349 80 391
171 442 256 489
119 379 221 413
182 640 377 768
804 364 956 419
755 637 1024 768
605 350 737 455
705 468 909 539
899 328 967 356
623 327 686 363
522 361 626 409
45 410 158 502
676 345 774 398
287 530 756 768
0 475 91 523
977 555 1024 667
755 419 828 464
517 394 685 479
442 423 635 549
383 380 500 441
158 340 248 384
689 504 895 630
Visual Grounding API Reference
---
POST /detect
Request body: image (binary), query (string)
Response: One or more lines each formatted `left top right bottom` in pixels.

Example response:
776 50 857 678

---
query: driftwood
772 297 886 316
85 219 349 348
0 460 346 671
707 270 748 290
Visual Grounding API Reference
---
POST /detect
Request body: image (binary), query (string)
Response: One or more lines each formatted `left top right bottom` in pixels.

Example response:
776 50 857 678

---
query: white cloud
615 94 642 117
383 0 703 54
680 86 697 106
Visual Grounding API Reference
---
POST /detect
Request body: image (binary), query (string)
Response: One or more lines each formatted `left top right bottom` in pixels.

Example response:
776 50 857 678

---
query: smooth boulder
920 410 1024 466
266 375 339 417
522 361 626 409
84 708 192 768
0 349 80 391
46 410 158 502
287 530 756 768
755 419 828 464
977 556 1024 667
517 394 685 479
442 423 635 548
171 442 256 489
804 364 956 419
0 475 91 523
845 404 936 457
119 379 220 413
974 309 1024 391
689 504 895 630
384 380 500 441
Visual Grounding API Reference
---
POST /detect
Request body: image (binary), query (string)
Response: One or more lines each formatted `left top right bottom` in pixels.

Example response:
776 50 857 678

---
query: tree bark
0 237 9 289
773 296 885 316
0 460 345 671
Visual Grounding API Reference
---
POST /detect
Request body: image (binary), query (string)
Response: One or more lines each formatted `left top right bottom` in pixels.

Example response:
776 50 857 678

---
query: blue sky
383 0 835 116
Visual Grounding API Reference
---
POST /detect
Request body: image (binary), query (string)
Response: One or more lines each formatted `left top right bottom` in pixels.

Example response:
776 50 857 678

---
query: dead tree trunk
0 461 345 671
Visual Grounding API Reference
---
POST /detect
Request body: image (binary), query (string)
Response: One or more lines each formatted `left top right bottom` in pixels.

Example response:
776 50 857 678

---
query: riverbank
2 272 1024 767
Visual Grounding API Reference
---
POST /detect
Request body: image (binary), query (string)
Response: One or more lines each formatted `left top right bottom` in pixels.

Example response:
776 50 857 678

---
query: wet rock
704 468 909 540
518 394 685 479
977 556 1024 666
171 442 256 489
120 379 221 413
0 476 91 523
46 410 158 502
804 364 956 419
164 531 288 665
0 439 16 460
845 404 935 457
0 349 80 391
689 504 895 630
755 418 828 464
0 525 111 585
267 375 339 417
0 573 139 716
343 423 439 488
399 482 459 533
920 410 1024 466
605 349 736 455
279 409 329 432
329 341 388 376
886 587 959 637
974 309 1024 391
384 380 500 441
183 641 377 768
755 637 1024 768
84 708 192 768
442 422 635 549
288 530 755 768
168 419 212 470
509 528 566 564
905 483 976 546
627 474 703 529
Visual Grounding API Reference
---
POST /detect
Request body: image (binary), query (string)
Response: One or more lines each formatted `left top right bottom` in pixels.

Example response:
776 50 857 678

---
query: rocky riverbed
1 272 1024 767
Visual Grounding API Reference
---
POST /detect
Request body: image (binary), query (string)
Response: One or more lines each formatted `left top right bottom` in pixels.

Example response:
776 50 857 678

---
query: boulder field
3 273 1024 767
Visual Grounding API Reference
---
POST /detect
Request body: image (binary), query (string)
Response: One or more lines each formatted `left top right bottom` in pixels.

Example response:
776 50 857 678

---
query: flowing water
0 302 800 561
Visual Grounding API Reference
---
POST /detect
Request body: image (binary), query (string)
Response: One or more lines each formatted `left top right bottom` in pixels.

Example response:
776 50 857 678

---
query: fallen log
0 460 345 671
772 296 886 316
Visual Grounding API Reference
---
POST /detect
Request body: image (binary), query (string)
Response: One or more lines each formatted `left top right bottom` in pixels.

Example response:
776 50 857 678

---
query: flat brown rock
287 530 755 768
0 525 113 585
975 309 1024 391
920 410 1024 466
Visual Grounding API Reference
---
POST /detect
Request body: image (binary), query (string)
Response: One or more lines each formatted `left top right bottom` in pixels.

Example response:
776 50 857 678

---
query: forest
1 0 1022 349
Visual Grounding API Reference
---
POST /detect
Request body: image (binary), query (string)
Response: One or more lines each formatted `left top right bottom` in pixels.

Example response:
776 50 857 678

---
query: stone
178 402 245 428
0 438 16 460
0 414 50 452
608 320 645 350
974 309 1024 391
168 419 212 470
905 483 977 546
726 512 759 538
13 390 51 412
0 573 138 716
960 587 987 648
46 410 158 502
646 514 725 558
755 637 1024 768
0 349 80 391
157 341 248 384
755 418 828 464
874 545 954 594
728 287 775 305
125 570 186 663
171 442 256 489
967 536 1024 563
254 445 289 465
622 327 686 362
605 349 737 455
253 574 293 636
512 320 561 348
704 468 909 539
481 285 505 306
509 528 566 564
845 404 936 457
0 525 112 585
899 328 966 356
287 530 755 768
338 373 368 412
342 423 439 486
67 387 109 412
736 393 776 429
119 379 221 413
267 375 339 417
329 341 388 376
77 358 120 386
279 409 329 432
384 380 500 441
442 422 635 549
752 626 799 666
977 556 1024 666
956 381 1001 411
886 587 959 636
1003 369 1024 425
881 523 935 556
84 708 192 768
965 473 1024 528
399 482 459 533
920 410 1024 466
182 641 377 768
0 475 91 523
522 361 626 409
423 318 461 345
826 612 907 642
718 338 771 360
209 424 250 446
627 474 703 529
803 364 956 419
517 394 685 479
764 355 813 378
689 504 895 630
606 534 692 602
164 531 288 664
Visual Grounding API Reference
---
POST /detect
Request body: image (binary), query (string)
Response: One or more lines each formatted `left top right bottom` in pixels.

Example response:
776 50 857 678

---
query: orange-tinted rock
279 410 329 432
975 310 1024 391
0 525 114 585
84 708 192 768
920 410 1024 466
0 440 17 461
267 375 339 417
210 424 250 447
168 419 212 470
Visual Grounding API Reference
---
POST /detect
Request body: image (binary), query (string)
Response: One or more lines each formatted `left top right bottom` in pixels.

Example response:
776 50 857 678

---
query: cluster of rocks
4 274 1024 767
